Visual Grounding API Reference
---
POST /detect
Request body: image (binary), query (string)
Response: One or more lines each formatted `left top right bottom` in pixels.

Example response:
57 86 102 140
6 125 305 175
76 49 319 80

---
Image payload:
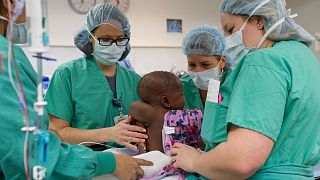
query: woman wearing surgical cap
181 25 232 113
171 0 320 179
1 1 152 179
45 3 148 151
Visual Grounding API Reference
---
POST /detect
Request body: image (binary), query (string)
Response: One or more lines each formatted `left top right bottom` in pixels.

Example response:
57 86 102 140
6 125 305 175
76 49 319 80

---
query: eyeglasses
96 37 130 46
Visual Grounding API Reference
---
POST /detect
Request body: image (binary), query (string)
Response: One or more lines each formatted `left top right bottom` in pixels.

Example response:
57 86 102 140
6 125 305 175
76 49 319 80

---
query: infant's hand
137 142 147 153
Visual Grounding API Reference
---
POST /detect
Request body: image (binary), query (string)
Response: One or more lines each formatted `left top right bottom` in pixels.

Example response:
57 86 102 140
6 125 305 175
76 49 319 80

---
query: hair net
182 25 226 56
220 0 315 46
74 3 131 60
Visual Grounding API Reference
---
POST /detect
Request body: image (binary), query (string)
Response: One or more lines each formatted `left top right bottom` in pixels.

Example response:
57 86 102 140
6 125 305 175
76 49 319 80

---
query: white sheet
135 151 171 177
315 163 320 177
104 147 139 156
94 150 179 180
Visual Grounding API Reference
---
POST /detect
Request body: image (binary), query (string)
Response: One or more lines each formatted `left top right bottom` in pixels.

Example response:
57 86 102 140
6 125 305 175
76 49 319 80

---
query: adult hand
113 154 153 180
170 143 201 172
109 116 148 150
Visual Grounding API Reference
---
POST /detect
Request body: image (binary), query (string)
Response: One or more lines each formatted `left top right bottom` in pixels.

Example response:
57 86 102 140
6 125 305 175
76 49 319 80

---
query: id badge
114 115 128 124
206 79 220 103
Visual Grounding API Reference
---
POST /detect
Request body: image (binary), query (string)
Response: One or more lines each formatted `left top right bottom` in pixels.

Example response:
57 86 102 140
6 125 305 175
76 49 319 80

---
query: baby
129 71 202 154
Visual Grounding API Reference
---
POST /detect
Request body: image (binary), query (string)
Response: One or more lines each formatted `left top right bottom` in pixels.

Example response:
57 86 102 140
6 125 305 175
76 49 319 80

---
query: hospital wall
24 0 221 76
286 0 320 59
23 0 320 76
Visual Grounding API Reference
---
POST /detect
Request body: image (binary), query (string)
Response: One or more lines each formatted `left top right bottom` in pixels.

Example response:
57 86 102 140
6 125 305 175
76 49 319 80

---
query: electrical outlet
315 32 320 51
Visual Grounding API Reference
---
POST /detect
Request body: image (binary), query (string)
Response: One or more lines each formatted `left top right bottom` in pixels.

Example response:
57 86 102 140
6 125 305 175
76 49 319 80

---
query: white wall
22 46 82 76
24 0 320 76
125 0 221 47
287 0 320 58
25 0 222 75
287 0 320 35
22 46 188 76
47 0 221 47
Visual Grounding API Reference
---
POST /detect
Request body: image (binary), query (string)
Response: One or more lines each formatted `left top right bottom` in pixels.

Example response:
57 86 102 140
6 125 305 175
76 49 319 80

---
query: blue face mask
92 41 125 66
225 24 253 70
0 15 28 44
225 0 270 69
88 31 126 66
8 23 28 44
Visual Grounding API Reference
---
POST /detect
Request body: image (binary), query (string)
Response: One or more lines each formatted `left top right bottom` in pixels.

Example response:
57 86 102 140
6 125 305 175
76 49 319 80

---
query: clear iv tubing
7 0 31 179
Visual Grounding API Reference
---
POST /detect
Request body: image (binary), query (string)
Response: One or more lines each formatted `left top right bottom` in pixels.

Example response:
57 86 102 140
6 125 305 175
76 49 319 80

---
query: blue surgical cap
220 0 315 46
182 25 226 56
74 3 131 61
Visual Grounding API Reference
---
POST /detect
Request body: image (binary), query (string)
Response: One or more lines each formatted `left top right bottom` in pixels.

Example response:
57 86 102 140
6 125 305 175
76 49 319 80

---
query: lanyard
112 98 124 118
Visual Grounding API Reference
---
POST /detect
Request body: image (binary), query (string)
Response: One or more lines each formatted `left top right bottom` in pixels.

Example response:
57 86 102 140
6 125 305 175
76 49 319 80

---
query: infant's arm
129 102 157 127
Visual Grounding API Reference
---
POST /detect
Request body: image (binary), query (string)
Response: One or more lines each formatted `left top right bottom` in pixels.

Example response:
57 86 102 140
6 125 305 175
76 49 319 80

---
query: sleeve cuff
45 105 72 123
227 120 278 142
95 152 116 176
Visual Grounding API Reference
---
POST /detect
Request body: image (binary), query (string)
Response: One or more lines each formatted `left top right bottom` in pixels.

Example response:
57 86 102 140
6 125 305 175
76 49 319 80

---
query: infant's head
138 71 185 110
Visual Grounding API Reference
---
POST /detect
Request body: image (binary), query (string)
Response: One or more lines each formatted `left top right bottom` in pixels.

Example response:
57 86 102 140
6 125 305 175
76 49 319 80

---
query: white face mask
188 66 221 90
88 31 126 66
225 0 297 69
0 15 28 44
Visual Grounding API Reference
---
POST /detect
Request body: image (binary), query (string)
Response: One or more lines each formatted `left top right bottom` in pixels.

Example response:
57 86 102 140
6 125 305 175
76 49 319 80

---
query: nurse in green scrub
45 3 147 150
0 1 151 179
181 25 232 113
171 0 320 179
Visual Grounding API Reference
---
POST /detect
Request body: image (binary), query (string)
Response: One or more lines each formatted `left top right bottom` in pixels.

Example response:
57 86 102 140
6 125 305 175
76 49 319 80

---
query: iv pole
26 0 50 179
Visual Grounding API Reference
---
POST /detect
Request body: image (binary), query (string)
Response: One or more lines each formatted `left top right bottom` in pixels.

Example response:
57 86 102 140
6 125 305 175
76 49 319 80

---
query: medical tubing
6 0 31 179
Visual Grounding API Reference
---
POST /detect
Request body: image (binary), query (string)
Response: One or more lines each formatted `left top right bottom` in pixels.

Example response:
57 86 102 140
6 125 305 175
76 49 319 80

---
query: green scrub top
197 41 320 179
181 75 204 112
181 68 232 113
0 35 116 179
45 57 141 130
